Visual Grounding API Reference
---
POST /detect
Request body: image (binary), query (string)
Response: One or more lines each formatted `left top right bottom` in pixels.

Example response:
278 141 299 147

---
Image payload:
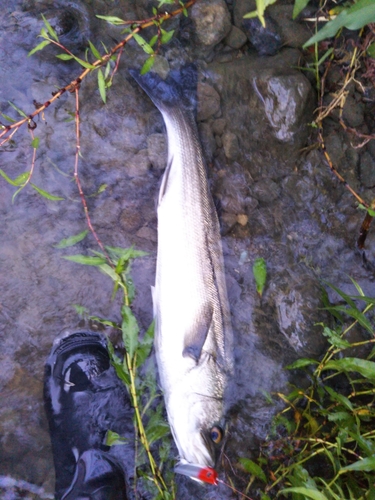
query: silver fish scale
132 68 233 467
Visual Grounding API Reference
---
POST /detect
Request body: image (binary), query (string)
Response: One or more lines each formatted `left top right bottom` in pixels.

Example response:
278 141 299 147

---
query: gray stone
136 226 157 242
342 94 365 128
191 0 232 47
233 0 255 28
224 25 248 49
151 55 170 80
198 122 217 161
147 133 167 170
222 131 240 160
197 82 221 121
119 206 143 232
359 151 375 188
252 179 280 202
212 118 226 135
242 16 282 56
254 73 313 142
126 149 151 177
268 5 312 48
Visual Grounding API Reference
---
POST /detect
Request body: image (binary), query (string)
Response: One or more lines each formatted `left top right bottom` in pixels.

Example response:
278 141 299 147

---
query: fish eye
210 426 223 444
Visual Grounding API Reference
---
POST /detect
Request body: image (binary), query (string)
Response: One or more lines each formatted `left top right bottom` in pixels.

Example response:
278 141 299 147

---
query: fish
130 65 233 472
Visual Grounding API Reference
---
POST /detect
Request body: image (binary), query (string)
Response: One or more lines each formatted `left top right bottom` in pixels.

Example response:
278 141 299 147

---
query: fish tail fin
129 64 197 113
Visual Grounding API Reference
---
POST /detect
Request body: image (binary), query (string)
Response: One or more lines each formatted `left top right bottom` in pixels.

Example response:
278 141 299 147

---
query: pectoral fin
183 305 213 362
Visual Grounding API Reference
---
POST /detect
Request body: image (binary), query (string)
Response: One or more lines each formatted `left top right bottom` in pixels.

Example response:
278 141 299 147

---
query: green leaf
41 13 59 42
140 55 155 75
293 0 310 19
327 411 351 422
286 358 319 369
279 487 329 500
31 137 40 149
107 338 130 384
238 458 267 482
63 254 107 266
121 304 139 359
97 68 106 104
304 0 375 48
149 35 158 47
88 40 102 60
73 55 96 69
324 386 353 411
106 246 148 261
54 230 89 249
326 305 374 334
145 416 170 445
161 29 175 44
28 39 51 57
55 54 74 61
31 183 64 200
133 33 155 55
253 257 267 296
323 357 375 381
8 101 28 119
340 456 375 473
73 304 89 318
323 281 357 309
136 321 155 367
0 170 29 186
243 0 278 27
105 430 128 446
1 113 16 123
96 15 126 25
321 326 351 349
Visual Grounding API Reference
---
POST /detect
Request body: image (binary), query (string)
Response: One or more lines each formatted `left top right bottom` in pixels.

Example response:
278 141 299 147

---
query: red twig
0 0 197 145
73 88 114 267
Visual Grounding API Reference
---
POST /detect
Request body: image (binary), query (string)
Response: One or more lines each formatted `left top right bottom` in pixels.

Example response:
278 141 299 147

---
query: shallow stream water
1 1 375 499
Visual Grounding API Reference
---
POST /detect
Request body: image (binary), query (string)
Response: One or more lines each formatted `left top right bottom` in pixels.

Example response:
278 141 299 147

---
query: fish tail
129 64 197 113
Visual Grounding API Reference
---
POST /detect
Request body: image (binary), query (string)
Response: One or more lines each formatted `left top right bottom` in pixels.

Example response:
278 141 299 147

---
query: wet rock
282 175 318 208
324 131 346 165
342 93 365 128
359 151 375 188
222 131 240 159
212 118 226 135
33 1 91 50
136 226 157 242
221 212 238 234
147 133 167 170
233 0 254 28
150 55 170 80
252 179 280 203
197 82 221 121
254 73 313 143
191 0 231 48
242 17 282 56
119 206 143 232
198 122 216 160
272 275 328 357
268 5 312 48
126 149 151 177
224 25 248 49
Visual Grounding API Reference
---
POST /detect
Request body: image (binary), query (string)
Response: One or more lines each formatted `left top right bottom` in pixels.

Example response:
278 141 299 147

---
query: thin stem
73 88 114 267
0 0 197 143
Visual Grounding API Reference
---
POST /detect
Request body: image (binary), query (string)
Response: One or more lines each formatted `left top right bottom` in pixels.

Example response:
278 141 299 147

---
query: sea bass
131 66 233 471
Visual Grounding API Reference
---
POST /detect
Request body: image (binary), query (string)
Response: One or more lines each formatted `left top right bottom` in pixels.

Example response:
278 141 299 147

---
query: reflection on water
1 1 375 498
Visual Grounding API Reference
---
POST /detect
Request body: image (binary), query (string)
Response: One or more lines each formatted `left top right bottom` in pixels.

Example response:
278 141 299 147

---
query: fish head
167 385 225 468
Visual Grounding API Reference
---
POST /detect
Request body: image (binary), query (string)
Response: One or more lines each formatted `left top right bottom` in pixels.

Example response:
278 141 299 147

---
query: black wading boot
44 331 131 500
